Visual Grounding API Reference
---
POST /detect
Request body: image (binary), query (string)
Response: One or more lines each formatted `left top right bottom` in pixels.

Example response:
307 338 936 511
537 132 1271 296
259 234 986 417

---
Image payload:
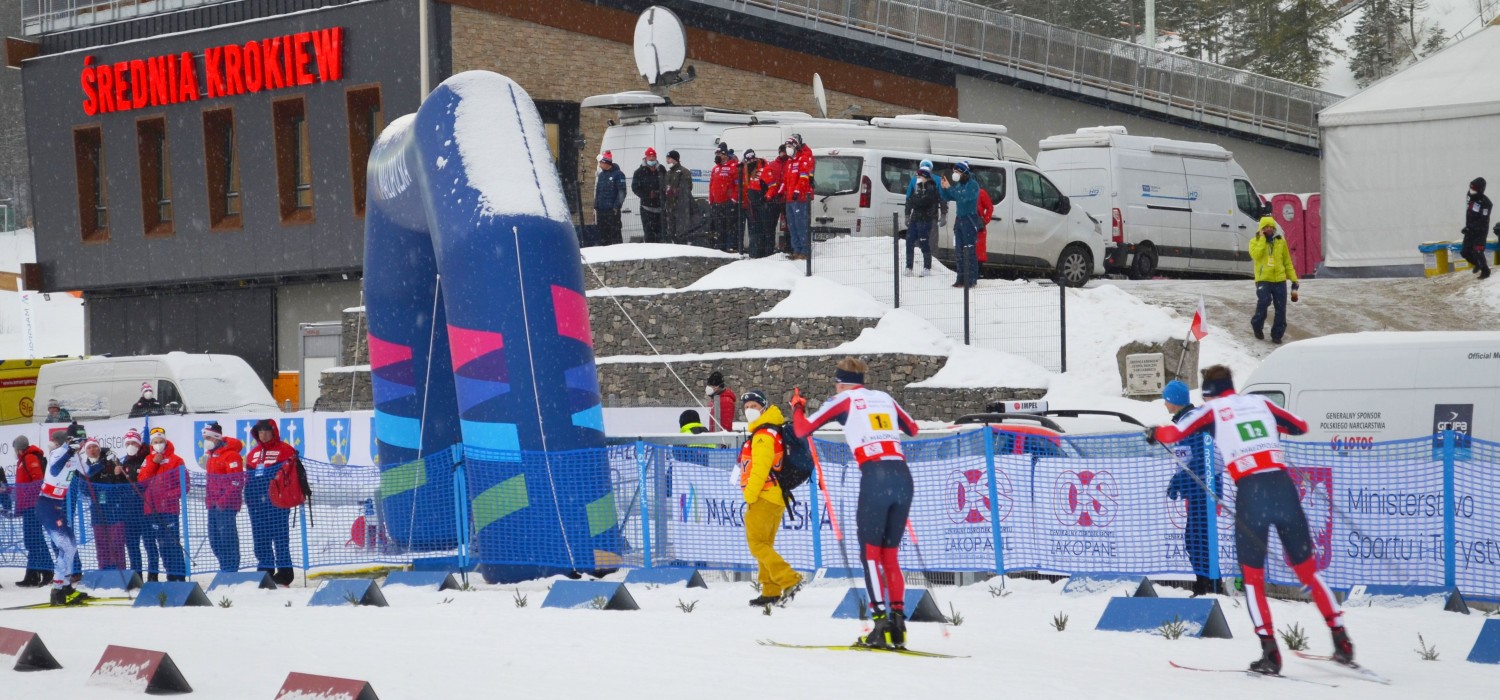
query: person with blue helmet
1161 380 1221 597
939 161 981 288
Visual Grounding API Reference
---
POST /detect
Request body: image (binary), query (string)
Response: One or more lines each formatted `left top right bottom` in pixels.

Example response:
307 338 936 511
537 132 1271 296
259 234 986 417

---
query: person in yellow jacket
1249 217 1299 345
737 389 804 607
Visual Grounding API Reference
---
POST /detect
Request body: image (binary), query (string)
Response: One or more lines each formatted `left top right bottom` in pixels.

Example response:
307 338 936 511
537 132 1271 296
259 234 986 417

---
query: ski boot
748 595 779 607
1248 635 1282 675
857 610 895 649
1331 626 1355 666
50 585 91 607
886 609 907 649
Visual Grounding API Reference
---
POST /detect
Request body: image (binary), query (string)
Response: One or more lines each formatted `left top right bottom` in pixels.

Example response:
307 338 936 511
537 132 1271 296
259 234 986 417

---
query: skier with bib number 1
1148 364 1355 676
792 357 920 649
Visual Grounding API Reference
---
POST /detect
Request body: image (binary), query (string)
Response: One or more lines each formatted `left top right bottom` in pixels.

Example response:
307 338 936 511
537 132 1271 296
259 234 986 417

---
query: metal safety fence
810 233 1064 371
2 430 1495 599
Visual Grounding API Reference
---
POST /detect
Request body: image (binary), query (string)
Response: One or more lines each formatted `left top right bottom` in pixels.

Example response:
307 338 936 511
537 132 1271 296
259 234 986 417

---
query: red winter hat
124 428 143 445
141 382 153 394
597 151 613 164
644 147 657 160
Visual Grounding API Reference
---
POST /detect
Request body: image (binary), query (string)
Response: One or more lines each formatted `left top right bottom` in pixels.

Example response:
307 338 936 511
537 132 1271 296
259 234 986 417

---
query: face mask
152 442 165 454
125 444 139 456
953 172 965 182
202 439 217 452
1472 189 1479 196
744 408 762 423
144 391 154 400
704 385 716 397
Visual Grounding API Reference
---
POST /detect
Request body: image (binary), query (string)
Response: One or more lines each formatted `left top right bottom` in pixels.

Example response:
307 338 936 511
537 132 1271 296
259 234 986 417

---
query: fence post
1204 434 1220 584
983 429 1004 574
805 224 813 277
298 499 310 580
452 445 469 574
635 440 652 569
1443 429 1456 589
892 212 901 309
179 463 191 577
809 456 822 570
1059 282 1067 373
963 274 971 345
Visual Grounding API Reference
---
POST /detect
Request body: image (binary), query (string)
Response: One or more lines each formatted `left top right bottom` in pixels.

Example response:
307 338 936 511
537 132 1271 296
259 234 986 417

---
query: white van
585 92 851 243
1036 127 1271 279
1241 332 1500 447
34 353 279 421
812 147 1105 286
719 115 1031 166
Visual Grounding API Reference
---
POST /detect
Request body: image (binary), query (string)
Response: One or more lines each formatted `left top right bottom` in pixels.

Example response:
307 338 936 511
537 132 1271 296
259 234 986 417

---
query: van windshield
814 156 862 196
180 377 277 413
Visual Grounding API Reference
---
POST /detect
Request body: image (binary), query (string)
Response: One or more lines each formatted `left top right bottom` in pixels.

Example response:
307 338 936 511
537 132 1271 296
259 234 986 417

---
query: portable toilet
1303 193 1323 276
1269 193 1308 276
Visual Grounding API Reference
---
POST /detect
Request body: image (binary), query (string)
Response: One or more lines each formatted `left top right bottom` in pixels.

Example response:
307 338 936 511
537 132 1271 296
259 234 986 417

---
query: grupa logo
1054 469 1119 528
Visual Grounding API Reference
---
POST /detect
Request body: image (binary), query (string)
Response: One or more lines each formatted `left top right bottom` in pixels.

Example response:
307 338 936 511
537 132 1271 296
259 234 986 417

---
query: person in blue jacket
1161 380 1223 596
939 161 981 288
593 151 628 246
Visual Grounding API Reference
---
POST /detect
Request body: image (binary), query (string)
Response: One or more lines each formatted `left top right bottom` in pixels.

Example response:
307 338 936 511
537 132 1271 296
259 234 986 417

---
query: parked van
1241 332 1500 448
719 115 1031 166
33 353 279 421
584 92 851 243
812 148 1105 286
1036 127 1271 279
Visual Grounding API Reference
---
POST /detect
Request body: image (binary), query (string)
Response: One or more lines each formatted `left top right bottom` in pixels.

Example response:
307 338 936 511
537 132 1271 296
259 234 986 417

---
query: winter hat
123 428 143 445
920 159 934 171
789 133 803 147
918 166 932 177
1258 216 1278 232
12 435 27 451
740 389 768 408
202 422 224 440
678 409 702 428
644 147 657 160
706 371 725 389
597 151 613 165
1162 380 1190 408
743 149 757 161
141 382 153 395
717 142 730 155
953 161 971 174
149 426 167 441
83 438 100 453
253 419 278 439
1472 177 1487 195
47 398 59 409
666 150 681 162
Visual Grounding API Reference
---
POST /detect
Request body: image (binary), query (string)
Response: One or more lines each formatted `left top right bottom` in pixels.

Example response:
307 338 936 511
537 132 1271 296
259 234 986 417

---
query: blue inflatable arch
362 71 618 581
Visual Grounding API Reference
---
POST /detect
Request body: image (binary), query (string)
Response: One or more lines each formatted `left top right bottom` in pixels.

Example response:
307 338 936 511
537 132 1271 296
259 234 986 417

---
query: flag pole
1174 327 1193 378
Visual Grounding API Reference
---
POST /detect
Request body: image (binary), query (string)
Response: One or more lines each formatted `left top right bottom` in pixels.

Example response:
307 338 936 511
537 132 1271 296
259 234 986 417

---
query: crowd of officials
0 384 310 599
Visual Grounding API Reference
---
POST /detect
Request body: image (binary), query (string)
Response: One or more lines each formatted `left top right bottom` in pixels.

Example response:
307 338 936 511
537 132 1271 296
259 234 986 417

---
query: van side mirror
1260 202 1272 218
1056 195 1071 215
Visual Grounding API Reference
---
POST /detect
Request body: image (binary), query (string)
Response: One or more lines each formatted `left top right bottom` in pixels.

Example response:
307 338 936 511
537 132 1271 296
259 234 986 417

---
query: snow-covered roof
1320 25 1500 127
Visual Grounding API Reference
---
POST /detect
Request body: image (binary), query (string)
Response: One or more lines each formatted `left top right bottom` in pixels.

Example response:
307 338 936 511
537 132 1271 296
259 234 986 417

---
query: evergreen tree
1350 0 1405 88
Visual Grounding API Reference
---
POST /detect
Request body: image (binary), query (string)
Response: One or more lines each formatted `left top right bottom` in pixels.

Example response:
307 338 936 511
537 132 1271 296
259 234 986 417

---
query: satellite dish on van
634 6 691 89
812 73 828 119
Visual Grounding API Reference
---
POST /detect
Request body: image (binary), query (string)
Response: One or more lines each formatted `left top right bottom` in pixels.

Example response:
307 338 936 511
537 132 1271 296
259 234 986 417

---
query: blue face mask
646 160 658 167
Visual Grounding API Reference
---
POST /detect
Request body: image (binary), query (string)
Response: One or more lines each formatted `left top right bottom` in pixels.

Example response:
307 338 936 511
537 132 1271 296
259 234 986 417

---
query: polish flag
1189 296 1208 341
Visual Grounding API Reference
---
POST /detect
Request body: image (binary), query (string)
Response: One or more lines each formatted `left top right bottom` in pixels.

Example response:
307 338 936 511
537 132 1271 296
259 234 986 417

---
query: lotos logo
1330 435 1374 451
1054 469 1120 528
326 418 351 465
945 467 1012 525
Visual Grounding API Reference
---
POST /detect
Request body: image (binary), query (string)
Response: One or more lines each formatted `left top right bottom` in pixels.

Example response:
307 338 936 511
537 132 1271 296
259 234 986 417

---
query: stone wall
316 369 373 412
341 309 369 367
583 256 736 291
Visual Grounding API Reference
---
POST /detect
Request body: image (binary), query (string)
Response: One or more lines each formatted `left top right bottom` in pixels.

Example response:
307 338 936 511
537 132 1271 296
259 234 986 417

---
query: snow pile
758 275 889 319
581 243 739 264
448 72 569 223
909 344 1051 389
685 255 806 292
837 309 953 356
276 692 359 700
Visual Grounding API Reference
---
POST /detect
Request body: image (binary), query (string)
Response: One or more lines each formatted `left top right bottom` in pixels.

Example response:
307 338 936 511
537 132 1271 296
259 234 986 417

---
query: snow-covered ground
0 574 1493 697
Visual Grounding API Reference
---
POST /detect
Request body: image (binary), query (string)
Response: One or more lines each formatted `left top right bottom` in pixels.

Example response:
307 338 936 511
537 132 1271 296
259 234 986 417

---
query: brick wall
449 6 936 212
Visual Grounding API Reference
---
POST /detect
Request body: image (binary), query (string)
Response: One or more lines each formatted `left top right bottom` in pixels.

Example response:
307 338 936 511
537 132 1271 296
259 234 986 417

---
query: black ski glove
1143 427 1159 445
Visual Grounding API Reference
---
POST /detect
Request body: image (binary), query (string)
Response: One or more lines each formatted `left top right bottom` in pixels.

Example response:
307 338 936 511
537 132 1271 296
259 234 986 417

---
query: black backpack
754 421 815 505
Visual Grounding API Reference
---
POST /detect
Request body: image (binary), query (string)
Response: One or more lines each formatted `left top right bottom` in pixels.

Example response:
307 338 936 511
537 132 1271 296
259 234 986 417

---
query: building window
137 116 173 237
74 126 108 243
346 85 384 217
273 97 314 223
203 107 242 230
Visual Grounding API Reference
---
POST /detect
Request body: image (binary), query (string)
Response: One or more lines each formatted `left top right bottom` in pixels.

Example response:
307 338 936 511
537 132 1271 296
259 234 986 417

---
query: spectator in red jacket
783 135 816 260
764 144 789 253
246 419 298 586
11 435 52 587
710 143 742 253
976 187 994 264
705 371 738 432
138 427 188 581
202 421 245 572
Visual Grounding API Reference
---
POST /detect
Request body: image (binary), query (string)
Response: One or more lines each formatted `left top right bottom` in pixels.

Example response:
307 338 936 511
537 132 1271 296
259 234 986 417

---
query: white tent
1319 23 1500 273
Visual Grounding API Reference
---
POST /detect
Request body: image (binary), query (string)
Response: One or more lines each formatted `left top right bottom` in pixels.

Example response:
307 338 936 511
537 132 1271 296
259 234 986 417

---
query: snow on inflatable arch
362 71 619 582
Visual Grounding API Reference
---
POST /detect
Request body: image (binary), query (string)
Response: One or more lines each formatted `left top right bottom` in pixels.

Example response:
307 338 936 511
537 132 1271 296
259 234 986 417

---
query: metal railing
707 0 1343 147
22 0 237 35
